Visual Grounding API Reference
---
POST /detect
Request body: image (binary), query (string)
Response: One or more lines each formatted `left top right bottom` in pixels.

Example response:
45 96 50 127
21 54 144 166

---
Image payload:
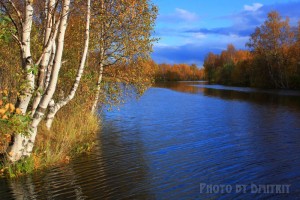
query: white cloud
244 3 263 12
193 33 207 39
175 8 198 21
158 8 199 23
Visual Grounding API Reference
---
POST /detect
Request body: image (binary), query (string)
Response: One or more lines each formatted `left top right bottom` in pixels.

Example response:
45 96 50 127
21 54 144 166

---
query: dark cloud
153 1 300 64
185 27 253 37
152 44 222 66
186 1 300 38
154 27 189 38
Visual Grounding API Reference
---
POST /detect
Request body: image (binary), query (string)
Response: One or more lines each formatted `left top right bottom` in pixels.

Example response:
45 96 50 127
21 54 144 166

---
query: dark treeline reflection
155 82 300 110
1 82 300 199
155 81 204 94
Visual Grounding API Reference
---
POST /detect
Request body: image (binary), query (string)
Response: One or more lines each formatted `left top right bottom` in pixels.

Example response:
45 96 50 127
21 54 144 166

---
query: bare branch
35 19 60 66
7 0 23 29
11 33 22 47
0 2 20 38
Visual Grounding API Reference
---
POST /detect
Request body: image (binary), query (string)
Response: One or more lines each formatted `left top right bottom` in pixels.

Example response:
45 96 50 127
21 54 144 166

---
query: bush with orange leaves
0 90 31 153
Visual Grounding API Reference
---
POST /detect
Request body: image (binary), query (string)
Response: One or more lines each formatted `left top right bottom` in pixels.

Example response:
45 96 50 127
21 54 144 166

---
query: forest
155 63 204 81
139 60 205 82
0 1 299 178
204 11 300 89
0 0 157 177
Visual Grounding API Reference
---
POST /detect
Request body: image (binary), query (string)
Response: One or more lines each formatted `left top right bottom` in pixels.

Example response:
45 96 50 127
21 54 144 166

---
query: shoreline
0 104 100 179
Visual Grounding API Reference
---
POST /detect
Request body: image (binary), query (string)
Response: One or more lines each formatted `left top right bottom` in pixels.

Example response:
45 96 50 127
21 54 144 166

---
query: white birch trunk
45 0 91 129
31 1 53 114
32 1 58 115
17 0 34 112
45 42 56 90
8 0 71 162
91 0 105 115
8 1 34 162
25 0 71 156
91 63 104 114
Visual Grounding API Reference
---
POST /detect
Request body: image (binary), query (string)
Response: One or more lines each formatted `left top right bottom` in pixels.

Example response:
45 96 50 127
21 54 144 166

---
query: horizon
151 0 300 67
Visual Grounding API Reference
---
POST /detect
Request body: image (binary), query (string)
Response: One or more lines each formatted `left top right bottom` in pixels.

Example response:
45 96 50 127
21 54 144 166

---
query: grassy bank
0 103 100 178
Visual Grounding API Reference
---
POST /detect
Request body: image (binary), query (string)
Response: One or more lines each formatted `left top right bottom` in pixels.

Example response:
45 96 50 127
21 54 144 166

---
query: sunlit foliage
204 11 300 89
155 63 204 81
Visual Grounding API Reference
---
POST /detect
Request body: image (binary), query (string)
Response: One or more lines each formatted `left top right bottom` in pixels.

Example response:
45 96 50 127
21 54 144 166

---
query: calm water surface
1 82 300 199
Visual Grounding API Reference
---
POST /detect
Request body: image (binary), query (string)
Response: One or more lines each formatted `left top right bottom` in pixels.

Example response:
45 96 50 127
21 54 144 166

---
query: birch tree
0 0 35 113
45 0 91 129
0 0 91 162
6 0 71 162
247 11 294 88
90 0 157 114
0 0 157 162
45 0 157 127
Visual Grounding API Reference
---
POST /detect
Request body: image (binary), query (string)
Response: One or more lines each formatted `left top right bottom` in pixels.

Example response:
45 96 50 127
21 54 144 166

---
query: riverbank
0 84 300 199
0 102 100 178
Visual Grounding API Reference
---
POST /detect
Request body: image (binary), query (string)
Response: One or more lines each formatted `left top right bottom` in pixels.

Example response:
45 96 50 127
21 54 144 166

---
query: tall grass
0 102 100 178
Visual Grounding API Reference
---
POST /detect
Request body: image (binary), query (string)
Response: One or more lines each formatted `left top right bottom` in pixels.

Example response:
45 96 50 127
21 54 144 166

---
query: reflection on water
1 82 300 199
155 81 300 109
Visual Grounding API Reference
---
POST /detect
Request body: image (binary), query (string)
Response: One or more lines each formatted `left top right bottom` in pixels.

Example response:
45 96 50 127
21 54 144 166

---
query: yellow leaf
0 109 5 115
3 90 8 96
9 104 15 112
15 108 22 114
5 103 14 112
4 103 9 110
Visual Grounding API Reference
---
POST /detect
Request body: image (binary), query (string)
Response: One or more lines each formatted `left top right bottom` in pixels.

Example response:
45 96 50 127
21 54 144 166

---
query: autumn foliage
0 0 158 173
109 60 205 83
155 63 204 81
204 11 300 89
0 90 31 154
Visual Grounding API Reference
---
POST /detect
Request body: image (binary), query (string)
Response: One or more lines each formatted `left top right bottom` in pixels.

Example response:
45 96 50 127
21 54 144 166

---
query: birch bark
91 63 104 114
25 0 71 156
31 0 57 115
8 0 34 162
8 0 71 162
45 0 91 129
17 0 34 112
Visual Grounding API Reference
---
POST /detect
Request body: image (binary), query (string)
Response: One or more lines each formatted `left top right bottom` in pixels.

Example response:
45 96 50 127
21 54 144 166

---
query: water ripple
1 83 300 199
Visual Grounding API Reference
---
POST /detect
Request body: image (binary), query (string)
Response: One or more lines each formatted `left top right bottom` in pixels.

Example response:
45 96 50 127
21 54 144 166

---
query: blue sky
151 0 300 66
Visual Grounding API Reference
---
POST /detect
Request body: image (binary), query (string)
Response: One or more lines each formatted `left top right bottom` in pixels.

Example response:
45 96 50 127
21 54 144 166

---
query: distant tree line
135 60 205 82
149 62 204 81
204 11 300 89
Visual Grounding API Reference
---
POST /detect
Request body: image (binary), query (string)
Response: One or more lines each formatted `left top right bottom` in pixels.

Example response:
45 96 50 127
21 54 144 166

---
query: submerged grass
0 103 100 178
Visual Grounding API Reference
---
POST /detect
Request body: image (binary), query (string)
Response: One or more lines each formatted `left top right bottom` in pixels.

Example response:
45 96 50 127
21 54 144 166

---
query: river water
1 82 300 199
